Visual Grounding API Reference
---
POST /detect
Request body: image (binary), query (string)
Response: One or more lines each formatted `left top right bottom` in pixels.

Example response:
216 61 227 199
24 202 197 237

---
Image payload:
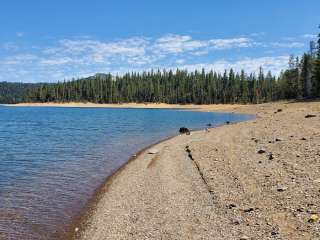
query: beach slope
74 101 320 240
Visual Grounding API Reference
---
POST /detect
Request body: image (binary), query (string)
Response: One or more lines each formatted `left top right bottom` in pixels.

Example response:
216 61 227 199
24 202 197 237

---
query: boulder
179 127 190 134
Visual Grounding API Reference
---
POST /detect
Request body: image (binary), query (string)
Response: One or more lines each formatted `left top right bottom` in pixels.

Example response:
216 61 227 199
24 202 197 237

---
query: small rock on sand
240 235 250 240
277 186 287 192
268 153 274 160
148 149 159 154
305 114 316 118
308 214 319 223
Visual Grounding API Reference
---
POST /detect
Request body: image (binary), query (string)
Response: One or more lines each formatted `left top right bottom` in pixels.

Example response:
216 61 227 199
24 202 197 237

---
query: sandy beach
63 100 320 240
3 102 244 113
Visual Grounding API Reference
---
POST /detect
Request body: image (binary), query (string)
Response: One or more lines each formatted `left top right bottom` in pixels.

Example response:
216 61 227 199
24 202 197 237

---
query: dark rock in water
257 149 266 154
226 121 230 125
179 127 190 134
207 123 212 127
305 114 316 118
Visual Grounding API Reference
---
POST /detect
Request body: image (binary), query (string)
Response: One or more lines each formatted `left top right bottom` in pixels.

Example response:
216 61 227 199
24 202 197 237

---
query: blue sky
0 0 319 82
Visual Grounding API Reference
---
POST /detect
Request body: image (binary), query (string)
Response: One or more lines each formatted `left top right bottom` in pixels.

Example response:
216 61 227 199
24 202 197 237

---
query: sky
0 0 319 83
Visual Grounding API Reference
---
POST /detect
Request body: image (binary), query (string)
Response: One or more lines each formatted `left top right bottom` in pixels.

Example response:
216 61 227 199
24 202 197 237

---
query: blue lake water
0 106 253 239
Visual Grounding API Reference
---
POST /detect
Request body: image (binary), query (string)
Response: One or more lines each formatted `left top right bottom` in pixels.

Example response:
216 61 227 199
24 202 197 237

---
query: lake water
0 106 253 239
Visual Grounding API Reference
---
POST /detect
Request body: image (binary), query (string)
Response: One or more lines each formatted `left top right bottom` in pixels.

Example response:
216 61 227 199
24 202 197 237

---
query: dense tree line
0 82 40 104
2 27 320 105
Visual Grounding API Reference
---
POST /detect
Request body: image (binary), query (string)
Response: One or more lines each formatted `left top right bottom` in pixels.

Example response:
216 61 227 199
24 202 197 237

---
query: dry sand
3 102 243 112
16 101 319 239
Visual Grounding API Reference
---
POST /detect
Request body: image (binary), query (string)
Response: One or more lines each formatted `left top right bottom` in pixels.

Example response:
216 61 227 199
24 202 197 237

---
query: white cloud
302 34 317 39
270 42 305 48
209 38 252 49
176 59 185 64
0 54 38 65
177 56 289 76
153 34 206 54
0 33 302 82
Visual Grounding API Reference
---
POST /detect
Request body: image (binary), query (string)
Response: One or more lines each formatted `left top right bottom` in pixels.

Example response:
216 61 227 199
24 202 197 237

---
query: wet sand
67 101 320 240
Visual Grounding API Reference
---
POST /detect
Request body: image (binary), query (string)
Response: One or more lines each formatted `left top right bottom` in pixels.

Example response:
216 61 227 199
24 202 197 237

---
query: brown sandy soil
70 101 320 240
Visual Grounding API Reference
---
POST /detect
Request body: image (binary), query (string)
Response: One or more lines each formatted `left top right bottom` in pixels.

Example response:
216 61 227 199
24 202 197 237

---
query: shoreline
60 103 254 239
3 101 253 239
65 115 255 240
64 134 179 240
69 100 320 239
2 102 246 113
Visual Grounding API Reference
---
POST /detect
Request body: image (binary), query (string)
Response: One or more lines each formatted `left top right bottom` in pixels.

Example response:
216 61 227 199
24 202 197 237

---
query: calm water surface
0 106 253 239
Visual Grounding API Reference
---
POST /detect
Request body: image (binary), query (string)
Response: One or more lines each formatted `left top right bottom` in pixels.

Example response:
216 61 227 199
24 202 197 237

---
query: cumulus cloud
177 56 289 76
0 54 38 65
0 33 302 82
153 34 206 54
209 38 252 49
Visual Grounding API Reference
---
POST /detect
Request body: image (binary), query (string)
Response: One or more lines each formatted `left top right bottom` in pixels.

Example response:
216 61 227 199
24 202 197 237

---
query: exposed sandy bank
70 101 319 239
3 102 244 112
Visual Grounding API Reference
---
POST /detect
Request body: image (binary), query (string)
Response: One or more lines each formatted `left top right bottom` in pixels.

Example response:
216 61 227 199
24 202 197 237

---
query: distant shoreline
3 102 247 112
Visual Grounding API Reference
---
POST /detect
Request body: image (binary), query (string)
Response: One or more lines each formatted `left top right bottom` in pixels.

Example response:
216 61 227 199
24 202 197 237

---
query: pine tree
312 25 320 97
301 53 313 98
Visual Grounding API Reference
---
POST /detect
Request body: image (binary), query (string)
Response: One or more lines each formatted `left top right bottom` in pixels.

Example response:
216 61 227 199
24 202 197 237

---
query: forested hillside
2 27 320 105
0 82 40 104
